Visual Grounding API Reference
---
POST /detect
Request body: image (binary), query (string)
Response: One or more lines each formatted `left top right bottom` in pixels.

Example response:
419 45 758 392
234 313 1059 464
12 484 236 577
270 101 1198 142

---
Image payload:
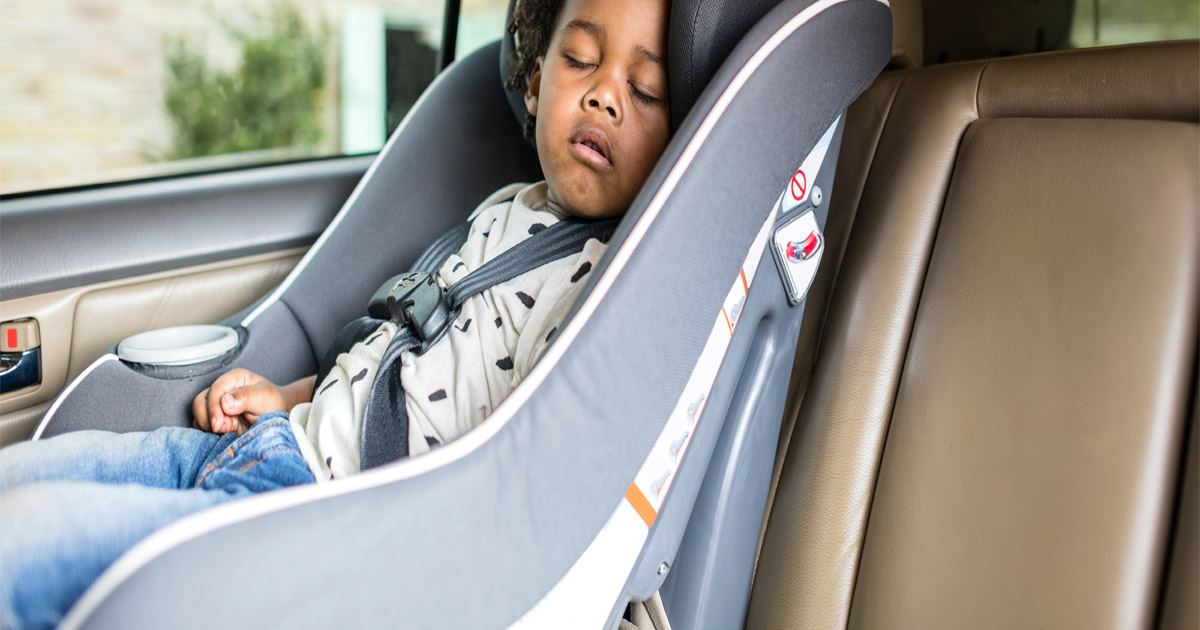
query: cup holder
117 325 240 366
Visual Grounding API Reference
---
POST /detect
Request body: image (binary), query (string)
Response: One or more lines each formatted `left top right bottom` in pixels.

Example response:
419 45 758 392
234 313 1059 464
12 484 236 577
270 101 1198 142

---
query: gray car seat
32 0 891 627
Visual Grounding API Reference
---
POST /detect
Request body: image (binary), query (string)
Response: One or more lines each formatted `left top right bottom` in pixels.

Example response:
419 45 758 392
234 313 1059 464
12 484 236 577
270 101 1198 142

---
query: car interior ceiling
747 0 1198 628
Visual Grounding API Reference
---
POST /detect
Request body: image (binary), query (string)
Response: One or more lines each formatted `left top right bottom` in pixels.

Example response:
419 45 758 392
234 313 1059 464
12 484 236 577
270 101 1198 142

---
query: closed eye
562 54 595 70
629 82 660 105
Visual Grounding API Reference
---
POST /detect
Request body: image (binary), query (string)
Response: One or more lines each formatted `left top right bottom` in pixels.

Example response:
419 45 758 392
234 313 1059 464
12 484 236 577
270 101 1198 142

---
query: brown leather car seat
748 39 1199 629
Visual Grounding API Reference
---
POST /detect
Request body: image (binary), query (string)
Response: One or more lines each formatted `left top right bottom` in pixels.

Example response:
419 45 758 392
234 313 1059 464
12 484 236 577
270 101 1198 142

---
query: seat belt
316 216 619 470
312 219 474 389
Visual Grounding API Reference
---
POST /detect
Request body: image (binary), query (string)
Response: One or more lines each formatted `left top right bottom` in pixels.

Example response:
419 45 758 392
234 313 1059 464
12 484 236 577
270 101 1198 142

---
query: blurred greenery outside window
0 0 508 195
1069 0 1199 48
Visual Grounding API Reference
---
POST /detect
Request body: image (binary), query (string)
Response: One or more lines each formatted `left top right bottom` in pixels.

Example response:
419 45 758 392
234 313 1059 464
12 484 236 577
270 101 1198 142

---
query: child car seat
33 0 891 627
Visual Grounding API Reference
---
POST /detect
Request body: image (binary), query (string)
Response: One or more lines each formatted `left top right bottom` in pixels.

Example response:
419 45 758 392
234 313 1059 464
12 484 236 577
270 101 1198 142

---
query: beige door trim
0 248 305 428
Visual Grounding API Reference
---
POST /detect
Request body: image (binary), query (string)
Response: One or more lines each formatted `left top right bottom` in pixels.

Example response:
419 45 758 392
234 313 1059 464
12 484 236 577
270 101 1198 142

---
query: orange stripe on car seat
739 269 748 294
721 308 734 335
626 484 657 528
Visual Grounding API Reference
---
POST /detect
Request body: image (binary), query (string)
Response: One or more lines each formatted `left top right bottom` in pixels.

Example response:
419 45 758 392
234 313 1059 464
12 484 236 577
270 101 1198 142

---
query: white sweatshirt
287 182 607 481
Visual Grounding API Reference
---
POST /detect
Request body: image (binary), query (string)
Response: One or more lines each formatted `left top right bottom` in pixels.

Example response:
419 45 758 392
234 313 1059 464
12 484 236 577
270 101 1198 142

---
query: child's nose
587 97 618 119
585 78 621 121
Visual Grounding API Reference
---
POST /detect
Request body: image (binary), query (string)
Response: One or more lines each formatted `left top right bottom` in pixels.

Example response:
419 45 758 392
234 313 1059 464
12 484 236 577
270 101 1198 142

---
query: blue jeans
0 413 315 630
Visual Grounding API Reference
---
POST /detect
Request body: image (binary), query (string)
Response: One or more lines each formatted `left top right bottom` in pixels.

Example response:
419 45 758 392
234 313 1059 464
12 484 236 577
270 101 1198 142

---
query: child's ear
524 57 544 117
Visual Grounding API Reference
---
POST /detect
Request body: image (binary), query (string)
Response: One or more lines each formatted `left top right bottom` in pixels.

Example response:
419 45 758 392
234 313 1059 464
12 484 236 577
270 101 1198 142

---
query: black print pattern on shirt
319 379 338 395
571 262 592 283
528 223 546 235
496 356 514 370
428 389 448 401
516 291 535 308
425 435 441 447
365 332 383 346
546 327 557 343
453 261 466 272
455 319 472 332
350 368 369 385
326 456 335 479
495 317 503 328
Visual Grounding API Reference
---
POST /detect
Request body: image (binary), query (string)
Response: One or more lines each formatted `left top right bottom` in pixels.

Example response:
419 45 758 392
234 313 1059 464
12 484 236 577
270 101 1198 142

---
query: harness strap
314 219 474 388
357 216 619 470
446 219 619 304
411 220 472 273
359 327 420 469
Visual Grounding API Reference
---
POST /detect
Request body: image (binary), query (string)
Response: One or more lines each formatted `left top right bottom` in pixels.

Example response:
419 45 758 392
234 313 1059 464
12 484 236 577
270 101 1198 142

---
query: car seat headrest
498 0 786 134
666 0 785 130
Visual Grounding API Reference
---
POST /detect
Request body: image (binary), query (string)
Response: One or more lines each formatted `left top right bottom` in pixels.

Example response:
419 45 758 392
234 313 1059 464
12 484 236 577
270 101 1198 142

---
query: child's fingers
220 391 242 416
195 369 275 434
206 370 255 431
221 382 285 423
207 388 229 432
192 389 211 432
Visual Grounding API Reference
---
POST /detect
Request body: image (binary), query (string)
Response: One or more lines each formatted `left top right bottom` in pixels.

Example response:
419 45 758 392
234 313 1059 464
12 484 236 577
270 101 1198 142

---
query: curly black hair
505 0 567 144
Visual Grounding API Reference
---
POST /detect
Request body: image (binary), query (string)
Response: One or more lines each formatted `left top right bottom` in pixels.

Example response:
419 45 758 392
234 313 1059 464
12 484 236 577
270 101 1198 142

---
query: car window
0 0 508 196
1070 0 1198 48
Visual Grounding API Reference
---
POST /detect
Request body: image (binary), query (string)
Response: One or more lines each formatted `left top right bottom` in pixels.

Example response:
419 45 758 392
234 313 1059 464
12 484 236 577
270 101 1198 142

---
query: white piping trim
240 56 462 327
30 354 119 441
63 1 885 625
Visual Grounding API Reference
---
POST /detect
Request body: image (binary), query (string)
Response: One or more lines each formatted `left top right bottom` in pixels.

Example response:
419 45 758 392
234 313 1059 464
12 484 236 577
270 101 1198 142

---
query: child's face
524 0 671 219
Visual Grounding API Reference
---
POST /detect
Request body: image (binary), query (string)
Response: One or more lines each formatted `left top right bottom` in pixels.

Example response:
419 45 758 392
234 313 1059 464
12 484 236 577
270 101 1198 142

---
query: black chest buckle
368 272 453 348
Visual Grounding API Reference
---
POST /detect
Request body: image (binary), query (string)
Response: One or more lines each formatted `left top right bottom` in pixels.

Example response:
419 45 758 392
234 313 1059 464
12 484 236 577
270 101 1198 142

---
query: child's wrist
281 375 317 410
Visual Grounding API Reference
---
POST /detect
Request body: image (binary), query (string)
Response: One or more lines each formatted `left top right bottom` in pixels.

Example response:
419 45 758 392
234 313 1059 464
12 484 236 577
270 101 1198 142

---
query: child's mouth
570 128 613 170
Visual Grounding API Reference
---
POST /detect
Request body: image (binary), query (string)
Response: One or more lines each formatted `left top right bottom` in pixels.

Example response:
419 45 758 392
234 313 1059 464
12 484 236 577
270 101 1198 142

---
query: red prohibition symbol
789 169 807 201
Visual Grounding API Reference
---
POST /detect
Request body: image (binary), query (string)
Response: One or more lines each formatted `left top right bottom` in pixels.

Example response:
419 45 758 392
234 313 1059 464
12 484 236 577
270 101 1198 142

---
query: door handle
1 319 41 394
0 349 40 394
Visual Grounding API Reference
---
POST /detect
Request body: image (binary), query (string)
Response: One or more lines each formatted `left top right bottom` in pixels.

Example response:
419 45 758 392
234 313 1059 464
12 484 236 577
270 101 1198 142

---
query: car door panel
0 157 370 443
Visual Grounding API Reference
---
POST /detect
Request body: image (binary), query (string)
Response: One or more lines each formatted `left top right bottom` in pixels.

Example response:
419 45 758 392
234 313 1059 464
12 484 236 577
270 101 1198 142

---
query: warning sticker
789 169 808 202
781 116 839 213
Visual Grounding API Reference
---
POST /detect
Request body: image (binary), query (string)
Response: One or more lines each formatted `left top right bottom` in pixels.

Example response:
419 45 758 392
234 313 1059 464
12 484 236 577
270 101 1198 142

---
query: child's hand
192 368 288 435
